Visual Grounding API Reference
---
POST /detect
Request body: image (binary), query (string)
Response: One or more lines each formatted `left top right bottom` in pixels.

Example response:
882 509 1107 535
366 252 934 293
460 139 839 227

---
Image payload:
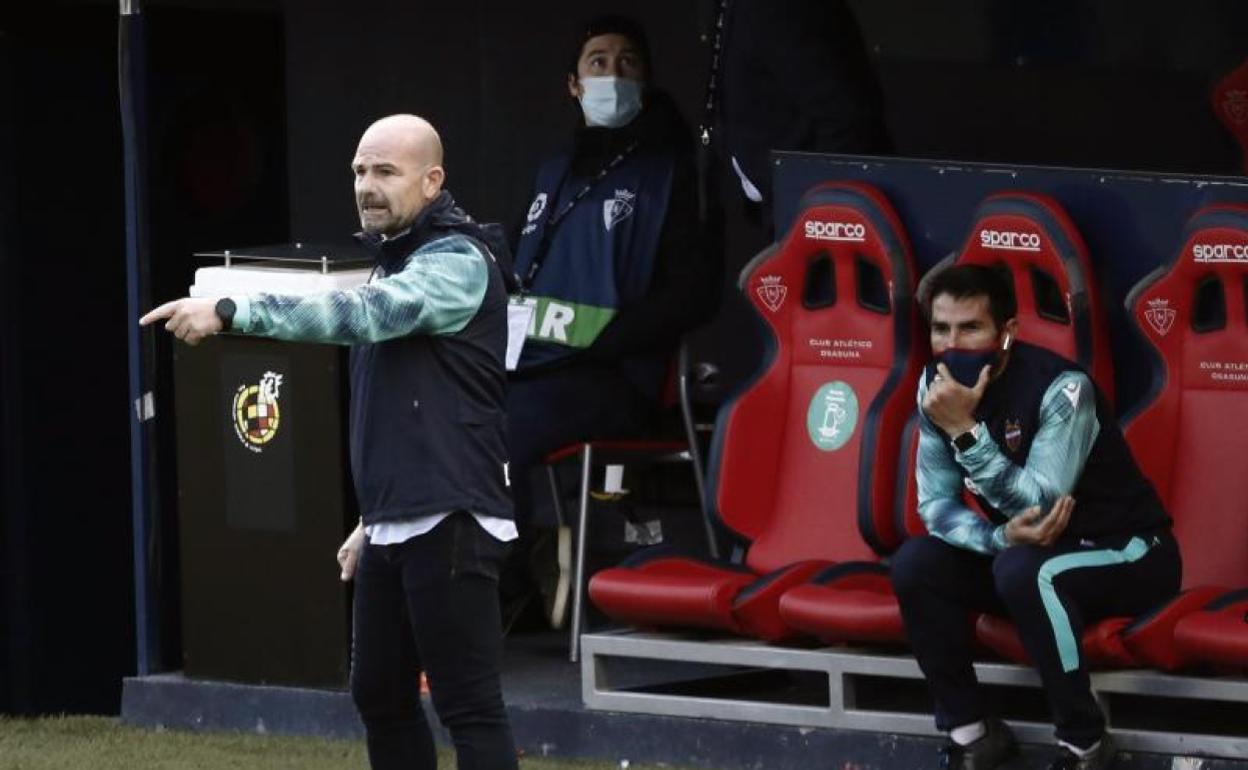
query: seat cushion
588 554 755 633
778 562 906 644
1173 588 1248 670
975 614 1137 668
1119 586 1227 671
730 560 831 641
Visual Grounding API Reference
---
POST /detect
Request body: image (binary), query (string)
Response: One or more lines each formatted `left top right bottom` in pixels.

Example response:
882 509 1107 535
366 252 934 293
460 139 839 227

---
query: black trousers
350 512 517 770
891 532 1180 747
506 363 657 530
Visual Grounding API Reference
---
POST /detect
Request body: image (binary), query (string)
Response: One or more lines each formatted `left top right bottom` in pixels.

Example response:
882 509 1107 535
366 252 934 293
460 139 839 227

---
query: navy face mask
936 347 999 388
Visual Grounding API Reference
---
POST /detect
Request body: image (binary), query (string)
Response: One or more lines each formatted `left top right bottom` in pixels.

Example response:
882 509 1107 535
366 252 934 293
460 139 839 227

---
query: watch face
215 298 237 325
954 431 976 452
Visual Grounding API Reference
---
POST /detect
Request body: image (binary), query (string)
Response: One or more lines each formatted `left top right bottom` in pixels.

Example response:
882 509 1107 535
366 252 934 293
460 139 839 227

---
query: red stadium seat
780 192 1117 647
974 205 1248 671
588 182 923 641
1172 589 1248 672
1116 205 1248 671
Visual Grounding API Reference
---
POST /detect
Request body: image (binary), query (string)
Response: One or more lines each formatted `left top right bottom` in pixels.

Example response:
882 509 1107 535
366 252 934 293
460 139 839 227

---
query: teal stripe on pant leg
1036 537 1152 673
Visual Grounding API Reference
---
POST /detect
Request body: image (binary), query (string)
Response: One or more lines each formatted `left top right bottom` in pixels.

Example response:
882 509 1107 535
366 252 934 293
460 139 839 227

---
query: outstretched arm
141 235 488 346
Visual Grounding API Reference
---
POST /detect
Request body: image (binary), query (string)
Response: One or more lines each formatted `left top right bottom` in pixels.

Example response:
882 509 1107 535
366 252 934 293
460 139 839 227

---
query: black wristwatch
214 297 237 329
952 426 979 453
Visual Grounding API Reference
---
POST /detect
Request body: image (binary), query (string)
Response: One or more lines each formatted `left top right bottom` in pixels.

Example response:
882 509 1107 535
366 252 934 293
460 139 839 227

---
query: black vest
925 342 1170 541
512 148 675 399
348 210 513 525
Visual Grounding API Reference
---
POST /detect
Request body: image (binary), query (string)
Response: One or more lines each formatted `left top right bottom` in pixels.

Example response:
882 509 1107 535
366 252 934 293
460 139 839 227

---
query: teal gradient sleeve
228 234 488 345
915 370 1100 555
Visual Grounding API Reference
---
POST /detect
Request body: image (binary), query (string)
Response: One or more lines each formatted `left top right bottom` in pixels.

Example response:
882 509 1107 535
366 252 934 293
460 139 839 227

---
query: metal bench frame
581 630 1248 759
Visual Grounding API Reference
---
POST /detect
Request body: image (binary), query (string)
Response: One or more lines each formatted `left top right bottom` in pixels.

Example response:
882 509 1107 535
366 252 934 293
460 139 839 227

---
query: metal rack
582 630 1248 759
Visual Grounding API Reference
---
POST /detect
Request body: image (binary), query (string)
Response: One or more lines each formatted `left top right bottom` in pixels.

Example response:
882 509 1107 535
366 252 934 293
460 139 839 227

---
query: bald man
142 114 519 770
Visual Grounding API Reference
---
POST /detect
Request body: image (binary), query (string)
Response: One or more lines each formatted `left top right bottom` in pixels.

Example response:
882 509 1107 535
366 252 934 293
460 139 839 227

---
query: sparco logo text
805 220 866 242
1193 243 1248 263
980 229 1041 252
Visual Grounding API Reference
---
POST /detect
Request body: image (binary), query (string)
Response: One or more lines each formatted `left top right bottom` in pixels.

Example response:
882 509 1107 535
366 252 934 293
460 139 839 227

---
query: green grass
0 717 682 770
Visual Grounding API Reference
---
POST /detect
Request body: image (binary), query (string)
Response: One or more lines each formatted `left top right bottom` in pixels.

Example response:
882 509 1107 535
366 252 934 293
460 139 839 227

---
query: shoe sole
549 525 571 629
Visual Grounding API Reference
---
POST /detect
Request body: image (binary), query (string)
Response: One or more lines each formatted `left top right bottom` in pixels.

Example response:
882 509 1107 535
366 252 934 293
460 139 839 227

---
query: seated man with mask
891 264 1179 770
504 15 713 627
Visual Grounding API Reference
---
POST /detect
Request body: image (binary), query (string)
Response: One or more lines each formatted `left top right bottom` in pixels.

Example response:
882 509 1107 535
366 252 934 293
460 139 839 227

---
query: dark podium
173 245 370 688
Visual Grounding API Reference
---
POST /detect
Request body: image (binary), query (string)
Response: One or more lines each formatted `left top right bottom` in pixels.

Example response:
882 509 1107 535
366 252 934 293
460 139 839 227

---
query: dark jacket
512 89 716 382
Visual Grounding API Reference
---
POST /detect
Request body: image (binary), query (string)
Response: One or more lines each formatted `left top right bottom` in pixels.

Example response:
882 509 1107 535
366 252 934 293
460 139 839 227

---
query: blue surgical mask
578 76 643 128
936 348 999 388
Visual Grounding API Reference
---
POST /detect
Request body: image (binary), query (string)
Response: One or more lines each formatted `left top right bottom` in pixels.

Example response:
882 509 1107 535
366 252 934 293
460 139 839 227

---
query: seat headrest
949 191 1112 395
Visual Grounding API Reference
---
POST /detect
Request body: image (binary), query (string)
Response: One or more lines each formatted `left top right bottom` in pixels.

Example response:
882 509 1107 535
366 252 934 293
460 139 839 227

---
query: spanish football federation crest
232 371 284 452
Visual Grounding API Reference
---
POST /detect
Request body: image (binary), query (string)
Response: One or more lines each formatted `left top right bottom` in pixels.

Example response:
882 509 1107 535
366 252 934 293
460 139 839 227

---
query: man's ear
423 165 446 199
567 73 582 99
1002 318 1020 349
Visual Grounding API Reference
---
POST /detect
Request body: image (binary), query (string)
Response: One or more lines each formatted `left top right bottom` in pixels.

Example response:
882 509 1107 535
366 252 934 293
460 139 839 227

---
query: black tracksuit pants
891 531 1180 747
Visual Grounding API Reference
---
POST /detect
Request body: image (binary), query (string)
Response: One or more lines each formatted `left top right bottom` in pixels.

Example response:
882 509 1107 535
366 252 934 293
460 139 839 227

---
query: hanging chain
699 0 730 147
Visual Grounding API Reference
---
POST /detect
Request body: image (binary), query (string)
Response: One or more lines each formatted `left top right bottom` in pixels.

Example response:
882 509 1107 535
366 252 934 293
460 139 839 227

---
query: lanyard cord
521 139 640 292
699 0 730 147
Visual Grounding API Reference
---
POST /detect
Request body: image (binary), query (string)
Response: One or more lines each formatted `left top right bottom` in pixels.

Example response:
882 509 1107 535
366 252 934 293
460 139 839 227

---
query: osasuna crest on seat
1143 298 1176 337
755 274 788 313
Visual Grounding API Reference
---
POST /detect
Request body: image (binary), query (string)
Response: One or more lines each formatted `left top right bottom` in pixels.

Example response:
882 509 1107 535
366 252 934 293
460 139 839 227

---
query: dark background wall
0 17 23 716
860 1 1247 174
0 1 287 714
1 5 134 714
282 0 706 240
283 0 1247 242
0 0 1243 714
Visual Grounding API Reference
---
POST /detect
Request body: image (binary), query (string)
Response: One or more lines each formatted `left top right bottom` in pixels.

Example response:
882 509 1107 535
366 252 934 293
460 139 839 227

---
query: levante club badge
1004 418 1023 452
232 371 284 452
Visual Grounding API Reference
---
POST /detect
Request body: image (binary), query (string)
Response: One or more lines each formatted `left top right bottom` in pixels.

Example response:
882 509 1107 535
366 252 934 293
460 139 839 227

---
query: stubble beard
358 203 394 235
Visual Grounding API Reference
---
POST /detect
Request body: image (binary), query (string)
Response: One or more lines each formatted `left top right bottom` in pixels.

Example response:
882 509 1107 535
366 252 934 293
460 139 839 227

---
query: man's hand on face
139 298 223 345
921 361 991 436
1005 495 1074 547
